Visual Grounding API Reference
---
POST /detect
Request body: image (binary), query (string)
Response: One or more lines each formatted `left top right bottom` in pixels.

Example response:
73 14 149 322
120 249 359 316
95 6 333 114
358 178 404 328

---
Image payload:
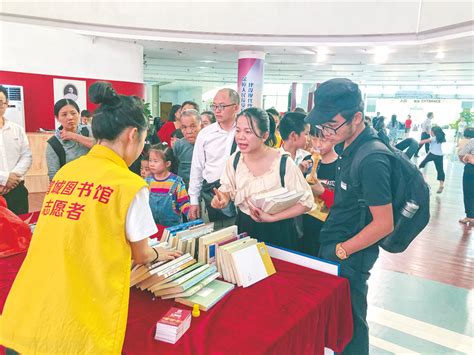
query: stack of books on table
130 221 276 309
155 307 191 344
175 279 235 311
216 238 276 288
248 187 304 214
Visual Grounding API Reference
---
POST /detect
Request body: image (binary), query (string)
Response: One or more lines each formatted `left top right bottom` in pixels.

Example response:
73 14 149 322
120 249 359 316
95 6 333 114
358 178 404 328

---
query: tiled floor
27 134 474 354
368 138 473 354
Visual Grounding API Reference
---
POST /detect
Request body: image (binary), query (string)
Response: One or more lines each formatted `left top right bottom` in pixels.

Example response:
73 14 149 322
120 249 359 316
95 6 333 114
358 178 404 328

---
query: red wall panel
0 70 145 132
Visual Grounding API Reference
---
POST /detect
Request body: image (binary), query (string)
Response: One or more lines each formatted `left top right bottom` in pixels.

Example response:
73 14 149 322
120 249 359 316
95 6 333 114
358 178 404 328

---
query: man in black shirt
306 78 394 355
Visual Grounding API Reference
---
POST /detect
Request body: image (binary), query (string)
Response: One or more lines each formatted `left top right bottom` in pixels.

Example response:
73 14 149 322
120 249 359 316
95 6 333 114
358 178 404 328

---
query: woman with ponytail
0 82 181 354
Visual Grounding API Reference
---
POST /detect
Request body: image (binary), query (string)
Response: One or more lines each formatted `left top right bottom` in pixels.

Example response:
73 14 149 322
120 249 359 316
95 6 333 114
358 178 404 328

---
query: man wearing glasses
188 88 239 226
306 78 394 355
0 85 32 215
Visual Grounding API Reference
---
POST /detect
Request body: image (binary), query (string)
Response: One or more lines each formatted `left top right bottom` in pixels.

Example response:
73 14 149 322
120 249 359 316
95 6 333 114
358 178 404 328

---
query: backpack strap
350 138 393 229
47 136 66 168
80 126 90 137
233 151 241 171
230 138 237 155
279 154 288 188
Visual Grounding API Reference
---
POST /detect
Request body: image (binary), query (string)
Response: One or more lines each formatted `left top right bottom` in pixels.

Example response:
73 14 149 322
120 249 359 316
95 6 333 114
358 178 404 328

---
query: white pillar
237 51 265 110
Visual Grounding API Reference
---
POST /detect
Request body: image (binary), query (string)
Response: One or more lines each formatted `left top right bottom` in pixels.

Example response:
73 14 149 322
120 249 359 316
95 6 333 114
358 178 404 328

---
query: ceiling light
317 46 330 55
315 46 330 63
436 51 445 59
317 53 327 63
372 46 393 64
200 60 217 63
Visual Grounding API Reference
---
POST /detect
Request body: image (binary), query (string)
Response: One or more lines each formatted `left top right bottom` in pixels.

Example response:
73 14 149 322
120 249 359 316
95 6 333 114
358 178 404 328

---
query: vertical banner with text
237 51 265 111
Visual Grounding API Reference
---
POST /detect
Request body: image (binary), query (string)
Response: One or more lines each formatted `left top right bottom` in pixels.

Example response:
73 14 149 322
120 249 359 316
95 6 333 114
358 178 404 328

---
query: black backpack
350 131 430 253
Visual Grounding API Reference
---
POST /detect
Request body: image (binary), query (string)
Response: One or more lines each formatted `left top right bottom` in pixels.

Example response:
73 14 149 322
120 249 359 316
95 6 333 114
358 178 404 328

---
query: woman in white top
418 126 446 193
211 107 313 250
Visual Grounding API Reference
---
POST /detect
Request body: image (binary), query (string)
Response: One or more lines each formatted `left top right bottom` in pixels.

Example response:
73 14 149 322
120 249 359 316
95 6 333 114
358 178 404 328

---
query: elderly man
0 85 32 215
173 109 202 188
188 89 239 227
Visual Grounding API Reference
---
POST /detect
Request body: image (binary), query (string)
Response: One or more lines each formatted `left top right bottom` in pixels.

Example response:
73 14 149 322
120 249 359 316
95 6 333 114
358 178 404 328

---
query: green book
175 279 235 311
153 265 217 297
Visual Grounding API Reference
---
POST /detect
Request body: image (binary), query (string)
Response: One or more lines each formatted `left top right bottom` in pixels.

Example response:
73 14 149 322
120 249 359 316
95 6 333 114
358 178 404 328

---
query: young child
419 126 446 193
302 129 338 256
146 143 190 227
211 108 313 250
279 112 312 174
140 157 150 179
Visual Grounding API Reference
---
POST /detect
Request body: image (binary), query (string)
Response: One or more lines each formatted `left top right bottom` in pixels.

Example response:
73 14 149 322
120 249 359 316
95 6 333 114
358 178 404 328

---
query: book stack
131 222 276 308
217 239 276 287
248 188 304 214
160 219 205 244
155 307 191 344
176 279 235 311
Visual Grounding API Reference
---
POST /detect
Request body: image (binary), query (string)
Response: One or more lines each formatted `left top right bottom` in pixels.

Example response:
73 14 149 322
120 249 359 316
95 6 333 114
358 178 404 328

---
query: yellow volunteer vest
0 145 146 354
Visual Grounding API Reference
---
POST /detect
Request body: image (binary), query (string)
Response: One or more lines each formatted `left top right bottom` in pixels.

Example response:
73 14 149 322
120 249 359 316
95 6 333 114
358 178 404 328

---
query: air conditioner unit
4 85 25 129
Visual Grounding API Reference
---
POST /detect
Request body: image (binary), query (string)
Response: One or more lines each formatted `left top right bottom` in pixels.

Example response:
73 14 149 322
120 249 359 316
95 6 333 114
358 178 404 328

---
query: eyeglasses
210 103 235 112
316 120 348 137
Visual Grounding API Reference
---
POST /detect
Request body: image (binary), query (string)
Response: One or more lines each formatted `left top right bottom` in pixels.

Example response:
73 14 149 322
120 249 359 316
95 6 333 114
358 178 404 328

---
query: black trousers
416 132 431 155
463 164 474 218
419 153 445 181
301 214 323 257
395 138 418 159
319 243 379 355
3 181 29 215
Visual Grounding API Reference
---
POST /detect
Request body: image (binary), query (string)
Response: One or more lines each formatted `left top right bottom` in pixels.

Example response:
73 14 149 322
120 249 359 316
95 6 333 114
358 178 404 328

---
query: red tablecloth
0 252 352 354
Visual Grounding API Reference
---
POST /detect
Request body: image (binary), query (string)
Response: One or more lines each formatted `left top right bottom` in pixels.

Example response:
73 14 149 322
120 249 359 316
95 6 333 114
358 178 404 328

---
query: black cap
305 78 363 126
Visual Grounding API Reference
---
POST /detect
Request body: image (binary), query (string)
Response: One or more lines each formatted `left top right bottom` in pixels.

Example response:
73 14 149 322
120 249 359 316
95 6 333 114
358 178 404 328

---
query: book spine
180 265 217 290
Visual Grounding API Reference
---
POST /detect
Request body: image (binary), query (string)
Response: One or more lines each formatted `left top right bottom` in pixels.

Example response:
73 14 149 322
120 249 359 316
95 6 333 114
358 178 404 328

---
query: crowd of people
0 79 473 354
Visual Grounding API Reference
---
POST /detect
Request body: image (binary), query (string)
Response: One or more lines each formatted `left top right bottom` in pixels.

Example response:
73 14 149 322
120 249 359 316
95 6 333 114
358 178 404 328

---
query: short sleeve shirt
320 127 392 245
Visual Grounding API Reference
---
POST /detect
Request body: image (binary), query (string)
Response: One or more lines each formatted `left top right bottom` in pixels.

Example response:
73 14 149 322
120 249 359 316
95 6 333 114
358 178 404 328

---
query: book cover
151 262 203 288
231 242 276 287
224 238 257 284
263 191 304 214
197 225 238 263
162 219 204 242
175 279 235 311
250 187 287 208
217 237 251 282
137 254 194 290
154 265 218 297
150 263 208 292
156 307 191 328
160 272 220 299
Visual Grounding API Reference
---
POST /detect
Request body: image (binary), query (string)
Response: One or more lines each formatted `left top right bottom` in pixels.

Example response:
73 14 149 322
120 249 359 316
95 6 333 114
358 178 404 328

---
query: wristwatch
335 242 349 260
